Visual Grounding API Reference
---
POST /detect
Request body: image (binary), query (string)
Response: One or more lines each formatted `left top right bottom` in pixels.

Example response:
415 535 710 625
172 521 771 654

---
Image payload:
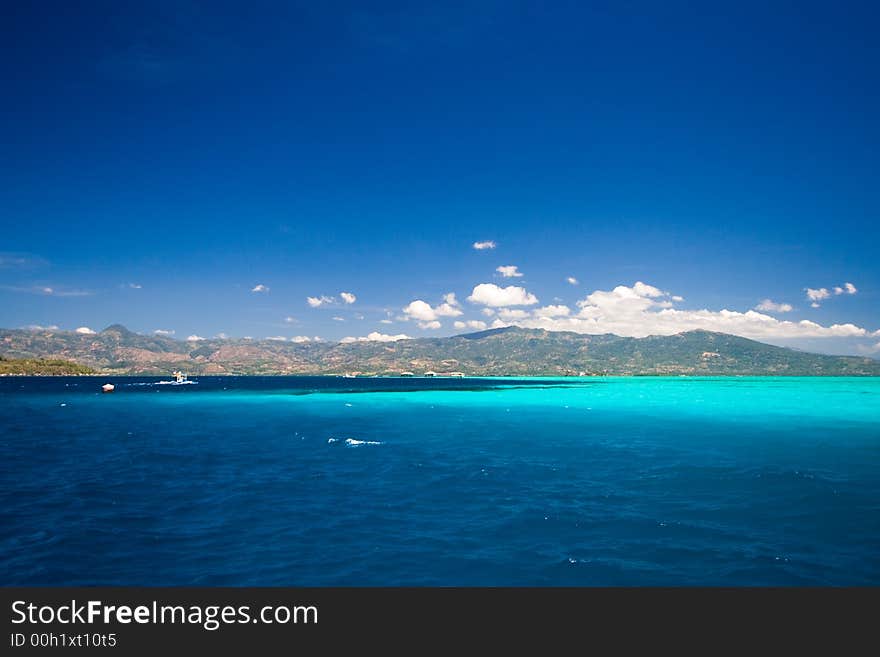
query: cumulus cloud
454 320 488 330
481 308 495 316
533 305 571 318
807 283 857 307
340 291 357 304
467 283 539 307
75 326 96 334
290 336 313 343
186 335 204 342
472 240 496 250
755 299 793 313
307 295 334 307
497 308 530 320
418 320 442 329
566 277 578 285
251 284 269 293
379 319 393 324
493 281 872 341
496 265 523 278
215 333 229 339
632 282 665 298
266 336 287 341
402 296 463 322
153 329 175 336
340 332 411 343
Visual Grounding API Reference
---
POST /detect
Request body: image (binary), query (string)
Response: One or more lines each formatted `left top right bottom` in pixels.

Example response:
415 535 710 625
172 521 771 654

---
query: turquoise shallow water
1 376 879 585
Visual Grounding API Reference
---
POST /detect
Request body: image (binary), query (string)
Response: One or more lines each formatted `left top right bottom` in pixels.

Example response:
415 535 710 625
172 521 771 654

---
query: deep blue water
1 375 879 586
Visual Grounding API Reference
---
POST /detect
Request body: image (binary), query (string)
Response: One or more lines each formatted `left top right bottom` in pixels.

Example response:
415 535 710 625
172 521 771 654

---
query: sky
2 1 879 355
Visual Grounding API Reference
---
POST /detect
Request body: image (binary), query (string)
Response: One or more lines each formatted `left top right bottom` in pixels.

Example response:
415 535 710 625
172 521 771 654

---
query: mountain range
1 324 878 376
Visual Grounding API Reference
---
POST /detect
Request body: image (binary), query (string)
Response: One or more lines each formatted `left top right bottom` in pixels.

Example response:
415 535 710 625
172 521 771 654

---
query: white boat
101 383 115 393
156 371 196 385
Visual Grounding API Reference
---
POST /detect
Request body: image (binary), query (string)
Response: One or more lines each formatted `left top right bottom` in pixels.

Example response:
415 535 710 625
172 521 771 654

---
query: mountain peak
101 324 136 336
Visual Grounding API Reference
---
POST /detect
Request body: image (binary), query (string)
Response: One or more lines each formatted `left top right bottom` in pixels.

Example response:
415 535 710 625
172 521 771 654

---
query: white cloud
215 333 229 339
418 320 442 329
402 297 463 322
454 320 488 330
566 276 578 285
533 304 571 318
340 291 357 304
128 283 142 289
284 316 297 324
307 295 334 307
2 285 91 297
75 326 96 334
496 281 872 341
481 308 495 316
354 313 365 320
671 295 684 302
340 332 411 343
332 316 345 322
755 299 793 313
379 319 393 324
472 240 496 250
496 265 523 278
186 335 204 342
290 336 312 343
251 284 269 293
807 283 857 307
467 283 539 307
497 308 530 320
266 336 287 341
632 281 665 298
806 288 830 302
153 329 175 336
25 324 59 331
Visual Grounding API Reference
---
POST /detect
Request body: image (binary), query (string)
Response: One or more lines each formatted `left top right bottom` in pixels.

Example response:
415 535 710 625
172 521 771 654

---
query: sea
1 375 878 586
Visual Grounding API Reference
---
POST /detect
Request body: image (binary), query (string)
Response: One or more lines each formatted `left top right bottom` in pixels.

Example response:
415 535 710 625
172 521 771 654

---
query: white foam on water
327 438 339 443
344 438 383 447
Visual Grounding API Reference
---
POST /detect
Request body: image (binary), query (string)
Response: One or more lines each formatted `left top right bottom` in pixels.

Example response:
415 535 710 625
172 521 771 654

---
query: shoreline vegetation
0 357 95 376
2 324 879 377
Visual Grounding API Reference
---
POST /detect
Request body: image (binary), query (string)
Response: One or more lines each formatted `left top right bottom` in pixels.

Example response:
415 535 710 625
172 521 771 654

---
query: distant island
1 324 878 376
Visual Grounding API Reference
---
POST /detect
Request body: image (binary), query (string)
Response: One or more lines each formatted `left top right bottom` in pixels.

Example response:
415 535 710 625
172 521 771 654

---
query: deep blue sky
2 1 878 354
